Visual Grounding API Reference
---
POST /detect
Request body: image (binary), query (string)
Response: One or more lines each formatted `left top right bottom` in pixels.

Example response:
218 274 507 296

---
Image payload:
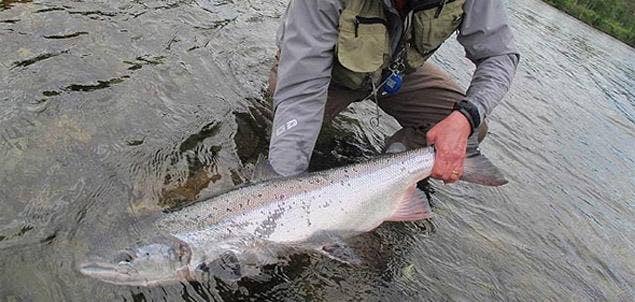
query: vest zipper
410 0 454 18
435 0 448 18
354 16 387 37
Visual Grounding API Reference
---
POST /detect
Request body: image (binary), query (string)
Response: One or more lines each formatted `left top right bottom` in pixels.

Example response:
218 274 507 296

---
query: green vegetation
1 0 33 10
543 0 635 47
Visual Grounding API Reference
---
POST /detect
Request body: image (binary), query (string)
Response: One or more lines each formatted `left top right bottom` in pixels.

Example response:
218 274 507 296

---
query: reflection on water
0 0 633 301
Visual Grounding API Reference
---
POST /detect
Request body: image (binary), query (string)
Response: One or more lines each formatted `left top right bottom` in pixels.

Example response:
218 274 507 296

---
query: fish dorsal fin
461 153 508 186
387 187 432 221
250 154 282 183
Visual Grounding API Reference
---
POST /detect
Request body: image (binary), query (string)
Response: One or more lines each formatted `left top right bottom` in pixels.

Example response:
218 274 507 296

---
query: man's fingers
433 152 465 183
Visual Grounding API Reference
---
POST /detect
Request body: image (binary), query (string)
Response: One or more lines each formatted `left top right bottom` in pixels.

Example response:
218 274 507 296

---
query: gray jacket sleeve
268 0 342 176
458 0 520 125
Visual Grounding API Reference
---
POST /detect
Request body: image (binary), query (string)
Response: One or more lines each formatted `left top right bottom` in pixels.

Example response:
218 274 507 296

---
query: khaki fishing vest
332 0 465 90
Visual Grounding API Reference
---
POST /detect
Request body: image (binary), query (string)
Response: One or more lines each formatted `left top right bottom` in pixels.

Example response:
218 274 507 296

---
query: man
267 0 519 183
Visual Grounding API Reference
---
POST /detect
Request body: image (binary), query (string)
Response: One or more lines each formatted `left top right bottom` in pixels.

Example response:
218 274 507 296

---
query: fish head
80 237 193 286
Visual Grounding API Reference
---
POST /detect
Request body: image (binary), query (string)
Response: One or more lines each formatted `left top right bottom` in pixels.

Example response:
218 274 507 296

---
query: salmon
80 147 506 286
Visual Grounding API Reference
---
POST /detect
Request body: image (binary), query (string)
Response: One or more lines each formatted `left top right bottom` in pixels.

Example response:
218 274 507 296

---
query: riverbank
542 0 634 47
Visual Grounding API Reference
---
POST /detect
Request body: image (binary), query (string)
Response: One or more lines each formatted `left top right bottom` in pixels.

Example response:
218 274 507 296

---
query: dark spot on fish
257 193 262 197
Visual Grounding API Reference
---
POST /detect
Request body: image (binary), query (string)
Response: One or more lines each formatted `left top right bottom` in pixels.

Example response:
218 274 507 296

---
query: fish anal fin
461 154 508 186
387 187 432 222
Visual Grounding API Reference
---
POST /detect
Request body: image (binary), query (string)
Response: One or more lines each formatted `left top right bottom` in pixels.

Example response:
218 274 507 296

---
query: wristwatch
453 100 481 134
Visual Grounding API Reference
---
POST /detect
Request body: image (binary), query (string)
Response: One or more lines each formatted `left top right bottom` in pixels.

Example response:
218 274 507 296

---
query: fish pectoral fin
387 187 432 221
250 153 283 183
461 153 508 186
196 251 243 281
318 242 362 266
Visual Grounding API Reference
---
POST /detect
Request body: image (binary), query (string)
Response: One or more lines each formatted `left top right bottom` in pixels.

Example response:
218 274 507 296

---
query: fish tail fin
387 187 432 221
461 153 508 186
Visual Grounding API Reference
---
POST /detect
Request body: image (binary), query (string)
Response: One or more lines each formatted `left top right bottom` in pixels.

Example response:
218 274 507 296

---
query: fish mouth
79 260 192 286
79 260 147 286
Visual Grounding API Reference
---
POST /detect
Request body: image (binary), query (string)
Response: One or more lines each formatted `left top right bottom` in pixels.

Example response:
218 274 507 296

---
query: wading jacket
269 0 520 176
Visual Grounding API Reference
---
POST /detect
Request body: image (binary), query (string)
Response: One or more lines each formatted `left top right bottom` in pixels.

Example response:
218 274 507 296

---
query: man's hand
426 111 472 183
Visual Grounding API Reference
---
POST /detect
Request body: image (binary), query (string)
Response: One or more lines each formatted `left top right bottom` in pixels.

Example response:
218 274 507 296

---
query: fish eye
114 250 135 263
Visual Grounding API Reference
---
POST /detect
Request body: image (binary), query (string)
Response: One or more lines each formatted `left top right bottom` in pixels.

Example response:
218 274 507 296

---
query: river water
0 0 633 301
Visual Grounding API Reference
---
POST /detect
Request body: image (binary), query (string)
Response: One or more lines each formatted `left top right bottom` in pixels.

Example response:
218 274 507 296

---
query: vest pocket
337 13 389 73
411 0 464 57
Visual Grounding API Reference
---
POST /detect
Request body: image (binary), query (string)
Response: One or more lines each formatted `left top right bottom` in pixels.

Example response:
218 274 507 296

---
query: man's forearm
268 0 342 176
466 53 520 125
458 0 520 124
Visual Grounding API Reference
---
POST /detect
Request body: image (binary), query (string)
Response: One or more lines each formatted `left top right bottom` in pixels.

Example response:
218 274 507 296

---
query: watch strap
453 100 481 134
